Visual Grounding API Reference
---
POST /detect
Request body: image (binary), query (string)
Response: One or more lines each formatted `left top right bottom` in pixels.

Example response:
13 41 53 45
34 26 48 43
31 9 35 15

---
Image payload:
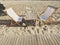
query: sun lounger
39 6 56 21
7 8 24 26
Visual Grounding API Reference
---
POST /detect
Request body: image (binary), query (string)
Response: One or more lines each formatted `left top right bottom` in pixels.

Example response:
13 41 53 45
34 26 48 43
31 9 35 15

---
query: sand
0 1 60 45
0 0 60 1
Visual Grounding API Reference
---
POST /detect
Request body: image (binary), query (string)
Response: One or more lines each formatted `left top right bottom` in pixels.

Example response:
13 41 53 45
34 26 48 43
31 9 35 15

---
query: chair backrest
7 8 23 22
39 6 56 20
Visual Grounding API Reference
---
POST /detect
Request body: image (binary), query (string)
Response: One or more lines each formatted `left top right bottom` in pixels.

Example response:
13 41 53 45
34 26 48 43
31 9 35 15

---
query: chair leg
39 20 44 26
10 20 16 26
46 17 53 25
22 19 27 27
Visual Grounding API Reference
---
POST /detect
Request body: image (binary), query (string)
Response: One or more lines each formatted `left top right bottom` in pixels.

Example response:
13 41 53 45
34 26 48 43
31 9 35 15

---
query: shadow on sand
0 20 36 27
0 20 60 27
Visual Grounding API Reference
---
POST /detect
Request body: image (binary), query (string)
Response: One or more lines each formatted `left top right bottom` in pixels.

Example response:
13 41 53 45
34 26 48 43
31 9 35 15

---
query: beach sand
0 1 60 45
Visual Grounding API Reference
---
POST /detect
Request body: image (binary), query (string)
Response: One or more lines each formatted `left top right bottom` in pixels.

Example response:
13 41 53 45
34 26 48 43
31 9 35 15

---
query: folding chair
7 8 24 26
39 6 57 25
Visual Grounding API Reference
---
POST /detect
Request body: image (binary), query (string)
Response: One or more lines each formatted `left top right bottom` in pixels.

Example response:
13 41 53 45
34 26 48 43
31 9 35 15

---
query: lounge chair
39 6 57 25
7 8 24 26
39 6 56 20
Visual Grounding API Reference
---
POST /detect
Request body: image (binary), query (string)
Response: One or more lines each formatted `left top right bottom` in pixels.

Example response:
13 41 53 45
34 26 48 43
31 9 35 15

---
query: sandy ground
0 0 60 1
0 1 60 45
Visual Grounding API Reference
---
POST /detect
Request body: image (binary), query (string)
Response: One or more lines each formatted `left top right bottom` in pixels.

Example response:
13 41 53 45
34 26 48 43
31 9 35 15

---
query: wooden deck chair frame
7 8 24 26
38 6 57 25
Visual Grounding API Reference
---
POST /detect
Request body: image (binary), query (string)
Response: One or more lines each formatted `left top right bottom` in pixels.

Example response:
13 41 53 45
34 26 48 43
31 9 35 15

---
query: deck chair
39 6 56 20
7 8 24 26
39 6 57 25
